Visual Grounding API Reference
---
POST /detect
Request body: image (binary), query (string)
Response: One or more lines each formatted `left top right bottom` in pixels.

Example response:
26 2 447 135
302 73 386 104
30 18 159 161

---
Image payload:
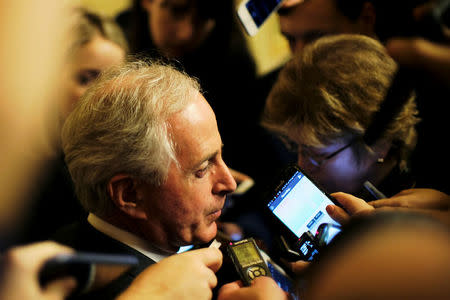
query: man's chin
195 222 218 245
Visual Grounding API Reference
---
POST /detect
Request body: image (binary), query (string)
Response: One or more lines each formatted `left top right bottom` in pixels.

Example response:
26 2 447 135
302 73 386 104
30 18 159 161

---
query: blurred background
76 0 291 76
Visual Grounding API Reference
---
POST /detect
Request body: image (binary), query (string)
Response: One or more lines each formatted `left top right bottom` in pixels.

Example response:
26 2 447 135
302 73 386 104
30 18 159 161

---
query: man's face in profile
139 93 236 251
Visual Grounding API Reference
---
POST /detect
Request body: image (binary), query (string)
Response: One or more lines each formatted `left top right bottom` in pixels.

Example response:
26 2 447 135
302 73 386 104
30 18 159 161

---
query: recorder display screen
232 242 263 268
267 170 339 238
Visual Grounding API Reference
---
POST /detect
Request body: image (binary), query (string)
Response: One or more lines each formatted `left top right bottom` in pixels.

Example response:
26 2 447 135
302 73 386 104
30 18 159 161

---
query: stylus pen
363 181 387 200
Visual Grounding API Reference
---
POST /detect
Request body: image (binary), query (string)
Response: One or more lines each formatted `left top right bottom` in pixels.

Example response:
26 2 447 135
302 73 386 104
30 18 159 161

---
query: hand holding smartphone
265 165 342 261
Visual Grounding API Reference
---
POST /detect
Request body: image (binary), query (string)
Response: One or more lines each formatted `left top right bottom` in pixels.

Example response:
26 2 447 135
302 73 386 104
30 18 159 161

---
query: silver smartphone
237 0 284 36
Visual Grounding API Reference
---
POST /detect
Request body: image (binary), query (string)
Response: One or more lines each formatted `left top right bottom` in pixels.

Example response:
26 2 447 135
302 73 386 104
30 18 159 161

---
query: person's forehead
168 94 220 168
72 37 125 69
279 0 344 29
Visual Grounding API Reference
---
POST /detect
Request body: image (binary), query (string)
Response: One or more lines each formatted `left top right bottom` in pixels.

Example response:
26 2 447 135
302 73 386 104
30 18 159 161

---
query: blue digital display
267 169 339 239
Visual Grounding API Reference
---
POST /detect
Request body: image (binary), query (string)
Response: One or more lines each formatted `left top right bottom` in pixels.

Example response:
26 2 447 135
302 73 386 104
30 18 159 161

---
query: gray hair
61 60 201 215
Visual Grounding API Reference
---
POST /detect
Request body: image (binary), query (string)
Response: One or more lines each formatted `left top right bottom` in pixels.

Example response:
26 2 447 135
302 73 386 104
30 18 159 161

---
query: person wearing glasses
262 34 420 199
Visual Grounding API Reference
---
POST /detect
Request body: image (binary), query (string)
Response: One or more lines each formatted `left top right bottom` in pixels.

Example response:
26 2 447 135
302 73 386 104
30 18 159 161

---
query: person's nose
212 160 237 196
175 17 195 43
297 153 316 176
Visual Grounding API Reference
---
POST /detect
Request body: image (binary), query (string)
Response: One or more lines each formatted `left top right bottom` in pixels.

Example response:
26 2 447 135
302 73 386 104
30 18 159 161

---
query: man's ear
108 174 147 220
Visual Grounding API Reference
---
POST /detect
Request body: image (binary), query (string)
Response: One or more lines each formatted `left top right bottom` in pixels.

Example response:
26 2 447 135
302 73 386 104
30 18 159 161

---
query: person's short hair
61 60 201 216
69 7 129 56
262 34 419 165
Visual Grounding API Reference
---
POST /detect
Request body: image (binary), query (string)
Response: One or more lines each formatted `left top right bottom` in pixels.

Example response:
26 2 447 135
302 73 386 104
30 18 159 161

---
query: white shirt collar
87 213 169 263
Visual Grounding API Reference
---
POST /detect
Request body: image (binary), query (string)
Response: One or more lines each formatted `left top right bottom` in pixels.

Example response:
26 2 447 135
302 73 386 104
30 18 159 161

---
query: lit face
279 0 365 53
63 35 125 118
139 93 236 252
297 138 374 194
141 0 215 58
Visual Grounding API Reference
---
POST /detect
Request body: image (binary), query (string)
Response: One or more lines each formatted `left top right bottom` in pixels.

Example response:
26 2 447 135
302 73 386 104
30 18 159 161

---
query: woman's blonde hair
262 34 419 163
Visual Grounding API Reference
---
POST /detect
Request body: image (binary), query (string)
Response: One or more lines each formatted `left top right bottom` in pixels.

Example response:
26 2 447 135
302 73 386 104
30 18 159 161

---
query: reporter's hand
368 188 450 226
218 277 289 300
0 241 76 300
326 192 374 224
117 247 222 300
280 258 310 276
369 188 450 210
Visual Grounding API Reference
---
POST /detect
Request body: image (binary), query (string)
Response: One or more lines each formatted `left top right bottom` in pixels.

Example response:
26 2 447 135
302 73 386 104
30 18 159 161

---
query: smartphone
227 238 271 286
315 223 342 248
237 0 284 36
266 165 341 261
39 252 138 295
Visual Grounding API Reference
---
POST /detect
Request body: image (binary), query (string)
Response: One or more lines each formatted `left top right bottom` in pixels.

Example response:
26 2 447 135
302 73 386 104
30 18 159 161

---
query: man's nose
213 160 237 196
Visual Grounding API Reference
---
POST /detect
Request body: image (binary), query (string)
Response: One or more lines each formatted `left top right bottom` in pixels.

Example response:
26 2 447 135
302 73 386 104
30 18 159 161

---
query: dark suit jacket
51 220 155 300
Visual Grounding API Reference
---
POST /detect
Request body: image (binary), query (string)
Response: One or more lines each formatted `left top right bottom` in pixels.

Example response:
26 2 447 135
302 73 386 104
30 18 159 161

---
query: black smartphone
236 0 284 36
39 252 138 295
266 165 341 261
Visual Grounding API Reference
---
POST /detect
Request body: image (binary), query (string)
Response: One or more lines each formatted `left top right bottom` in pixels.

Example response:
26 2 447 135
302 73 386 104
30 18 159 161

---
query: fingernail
326 205 333 214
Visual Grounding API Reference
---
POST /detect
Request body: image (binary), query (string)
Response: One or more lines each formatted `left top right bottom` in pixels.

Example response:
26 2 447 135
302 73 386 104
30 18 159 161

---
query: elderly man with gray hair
52 60 236 299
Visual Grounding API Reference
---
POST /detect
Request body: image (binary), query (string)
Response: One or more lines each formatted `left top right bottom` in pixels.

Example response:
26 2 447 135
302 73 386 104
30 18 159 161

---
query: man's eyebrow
190 144 224 171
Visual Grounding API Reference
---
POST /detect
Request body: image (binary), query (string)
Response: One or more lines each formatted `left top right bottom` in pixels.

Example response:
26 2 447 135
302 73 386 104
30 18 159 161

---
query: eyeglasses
298 139 357 168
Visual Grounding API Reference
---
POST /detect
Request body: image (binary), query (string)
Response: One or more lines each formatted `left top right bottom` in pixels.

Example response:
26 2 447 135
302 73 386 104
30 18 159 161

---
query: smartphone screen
245 0 282 27
237 0 284 35
316 223 341 246
177 245 194 253
267 168 340 241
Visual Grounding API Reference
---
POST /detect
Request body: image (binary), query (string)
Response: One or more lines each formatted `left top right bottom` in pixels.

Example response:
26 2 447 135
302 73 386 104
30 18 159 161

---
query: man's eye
195 167 208 178
195 161 212 178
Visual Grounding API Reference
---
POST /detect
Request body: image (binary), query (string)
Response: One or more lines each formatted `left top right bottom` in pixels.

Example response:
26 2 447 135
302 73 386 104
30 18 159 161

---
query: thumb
326 204 350 225
42 277 77 300
331 192 373 215
183 247 223 273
